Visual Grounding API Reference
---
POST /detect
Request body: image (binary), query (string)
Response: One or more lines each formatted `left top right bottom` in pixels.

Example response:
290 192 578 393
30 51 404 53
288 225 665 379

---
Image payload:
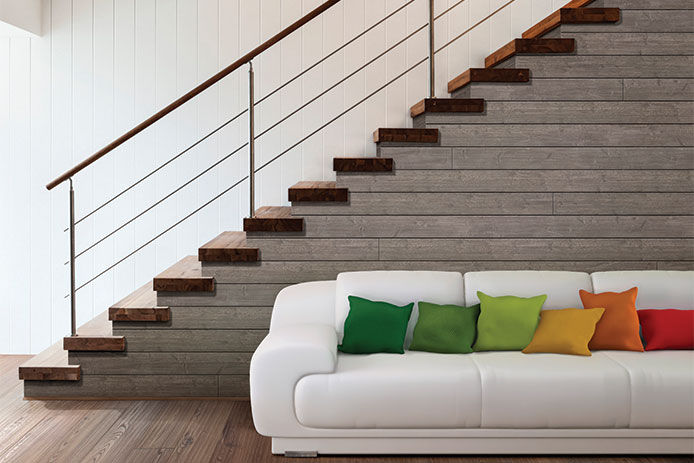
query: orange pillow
579 287 644 351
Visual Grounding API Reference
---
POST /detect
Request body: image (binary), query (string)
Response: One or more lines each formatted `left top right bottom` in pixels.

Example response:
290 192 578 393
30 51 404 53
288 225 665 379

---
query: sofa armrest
250 323 338 436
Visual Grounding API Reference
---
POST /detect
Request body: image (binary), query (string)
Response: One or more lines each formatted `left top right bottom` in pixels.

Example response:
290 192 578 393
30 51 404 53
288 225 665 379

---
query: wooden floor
1 356 691 462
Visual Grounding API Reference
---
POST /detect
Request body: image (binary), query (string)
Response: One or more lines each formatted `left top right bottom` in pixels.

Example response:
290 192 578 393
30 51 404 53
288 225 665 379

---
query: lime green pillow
410 302 480 354
338 296 414 354
473 291 547 351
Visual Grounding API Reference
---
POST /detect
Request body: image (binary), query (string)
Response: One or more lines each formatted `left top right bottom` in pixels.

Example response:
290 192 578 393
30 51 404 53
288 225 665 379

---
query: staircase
19 0 694 398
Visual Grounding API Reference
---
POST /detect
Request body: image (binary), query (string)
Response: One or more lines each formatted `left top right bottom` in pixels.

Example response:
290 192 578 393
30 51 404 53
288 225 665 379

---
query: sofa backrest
270 280 337 330
591 271 694 309
464 271 592 309
334 271 464 347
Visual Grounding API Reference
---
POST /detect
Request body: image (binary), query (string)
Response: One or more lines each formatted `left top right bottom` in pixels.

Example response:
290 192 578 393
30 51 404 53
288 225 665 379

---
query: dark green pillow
338 296 414 354
410 302 480 354
473 291 547 351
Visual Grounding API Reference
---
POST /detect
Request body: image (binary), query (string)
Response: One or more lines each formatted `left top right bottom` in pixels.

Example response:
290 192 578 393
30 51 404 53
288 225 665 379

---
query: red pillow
637 309 694 351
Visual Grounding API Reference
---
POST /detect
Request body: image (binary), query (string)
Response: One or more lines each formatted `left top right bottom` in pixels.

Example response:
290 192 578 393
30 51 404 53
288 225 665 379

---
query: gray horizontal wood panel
435 124 693 147
24 375 220 398
337 170 694 192
202 260 659 284
243 238 379 261
297 215 694 238
113 306 272 330
452 147 694 170
377 147 453 169
569 33 694 55
419 102 693 125
554 192 694 215
218 375 250 397
591 0 693 8
112 329 268 352
498 56 694 78
657 261 694 270
453 78 622 101
158 284 286 306
68 352 252 375
561 11 694 33
378 239 694 261
292 192 552 215
623 79 694 100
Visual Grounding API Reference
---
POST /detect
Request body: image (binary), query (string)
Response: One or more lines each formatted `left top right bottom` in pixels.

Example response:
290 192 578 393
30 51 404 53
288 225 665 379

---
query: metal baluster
429 0 435 98
248 61 256 218
68 178 77 336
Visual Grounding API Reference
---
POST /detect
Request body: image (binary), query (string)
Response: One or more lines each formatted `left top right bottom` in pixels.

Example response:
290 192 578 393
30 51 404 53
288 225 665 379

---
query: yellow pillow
522 308 605 356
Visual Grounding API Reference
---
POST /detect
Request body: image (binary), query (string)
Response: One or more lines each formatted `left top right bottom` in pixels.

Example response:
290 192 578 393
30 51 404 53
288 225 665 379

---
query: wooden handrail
46 0 340 190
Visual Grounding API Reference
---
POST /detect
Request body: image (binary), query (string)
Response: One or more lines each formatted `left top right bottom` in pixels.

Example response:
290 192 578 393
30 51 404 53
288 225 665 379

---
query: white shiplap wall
0 0 565 354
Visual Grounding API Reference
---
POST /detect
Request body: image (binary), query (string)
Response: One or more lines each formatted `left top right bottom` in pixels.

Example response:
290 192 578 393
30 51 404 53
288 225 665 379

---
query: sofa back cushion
464 271 592 309
334 271 464 347
591 271 694 309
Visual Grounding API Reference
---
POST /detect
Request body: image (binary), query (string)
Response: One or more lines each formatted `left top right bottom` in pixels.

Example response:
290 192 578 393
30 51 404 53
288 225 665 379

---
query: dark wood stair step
244 206 303 232
155 255 217 290
289 181 348 202
333 158 393 173
63 336 125 352
109 283 170 322
18 341 81 381
198 232 259 264
373 128 439 144
448 68 530 94
485 38 575 68
523 8 620 39
409 98 484 118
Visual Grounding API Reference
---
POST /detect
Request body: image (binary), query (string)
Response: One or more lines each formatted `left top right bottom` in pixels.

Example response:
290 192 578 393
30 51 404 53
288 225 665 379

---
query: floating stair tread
63 311 124 352
333 158 393 173
18 340 81 381
109 283 170 322
409 98 485 118
198 232 259 263
447 68 530 94
523 8 620 39
289 181 349 202
485 38 575 68
154 255 216 290
244 206 304 233
373 128 439 144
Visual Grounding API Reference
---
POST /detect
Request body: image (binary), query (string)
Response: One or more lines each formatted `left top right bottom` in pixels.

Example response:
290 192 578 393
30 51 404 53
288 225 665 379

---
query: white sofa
250 270 694 456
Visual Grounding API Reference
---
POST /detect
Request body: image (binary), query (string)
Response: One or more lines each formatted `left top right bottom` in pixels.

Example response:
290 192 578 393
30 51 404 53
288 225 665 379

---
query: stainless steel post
248 61 255 218
69 178 77 336
429 0 435 98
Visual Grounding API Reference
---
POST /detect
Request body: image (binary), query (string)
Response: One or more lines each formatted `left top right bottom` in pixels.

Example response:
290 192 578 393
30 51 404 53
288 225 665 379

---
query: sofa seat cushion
473 352 631 428
294 351 482 429
602 351 694 428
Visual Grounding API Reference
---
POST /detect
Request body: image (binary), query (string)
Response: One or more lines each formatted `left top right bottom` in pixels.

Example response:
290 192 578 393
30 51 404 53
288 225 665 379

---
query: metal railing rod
70 142 248 262
248 62 256 218
71 108 247 228
68 178 76 336
435 0 516 54
255 0 417 109
70 173 250 294
433 0 468 21
428 0 435 98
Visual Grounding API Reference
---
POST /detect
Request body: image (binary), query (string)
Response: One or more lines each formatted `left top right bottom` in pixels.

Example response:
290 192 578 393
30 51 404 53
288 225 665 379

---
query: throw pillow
410 302 480 354
338 296 414 354
579 287 643 351
473 291 547 351
522 308 605 356
638 309 694 351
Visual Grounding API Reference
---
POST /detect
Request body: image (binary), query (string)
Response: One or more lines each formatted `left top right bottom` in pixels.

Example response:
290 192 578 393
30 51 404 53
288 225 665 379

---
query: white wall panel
0 0 542 353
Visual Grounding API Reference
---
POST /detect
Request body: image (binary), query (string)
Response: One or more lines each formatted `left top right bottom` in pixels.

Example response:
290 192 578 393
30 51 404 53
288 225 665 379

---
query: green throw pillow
473 291 547 351
338 296 414 354
410 302 480 354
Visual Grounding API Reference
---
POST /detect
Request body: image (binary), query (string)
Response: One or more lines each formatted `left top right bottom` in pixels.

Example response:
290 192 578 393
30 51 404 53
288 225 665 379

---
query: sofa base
272 430 694 455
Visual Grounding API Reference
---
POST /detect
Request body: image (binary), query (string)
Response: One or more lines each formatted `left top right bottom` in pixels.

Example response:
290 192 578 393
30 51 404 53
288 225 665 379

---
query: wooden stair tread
485 38 575 68
523 8 620 39
409 98 485 118
244 206 304 232
373 128 439 144
18 340 81 381
448 68 530 94
154 255 217 290
333 158 393 173
289 181 349 202
63 311 124 352
109 283 170 322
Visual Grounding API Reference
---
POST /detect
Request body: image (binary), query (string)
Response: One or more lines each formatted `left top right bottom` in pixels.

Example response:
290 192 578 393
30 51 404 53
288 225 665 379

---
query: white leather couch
250 270 694 456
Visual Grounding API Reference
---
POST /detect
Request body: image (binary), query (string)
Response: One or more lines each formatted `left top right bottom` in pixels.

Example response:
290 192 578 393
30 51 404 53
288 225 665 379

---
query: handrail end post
249 61 256 219
68 178 77 337
428 0 436 99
